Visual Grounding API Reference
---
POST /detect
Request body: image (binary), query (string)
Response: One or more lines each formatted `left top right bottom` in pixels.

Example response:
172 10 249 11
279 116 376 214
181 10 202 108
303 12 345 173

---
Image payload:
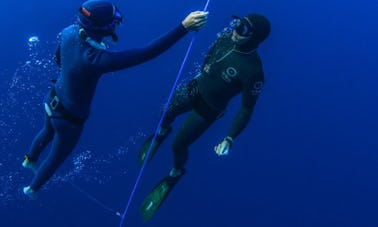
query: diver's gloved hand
214 136 233 156
182 11 209 31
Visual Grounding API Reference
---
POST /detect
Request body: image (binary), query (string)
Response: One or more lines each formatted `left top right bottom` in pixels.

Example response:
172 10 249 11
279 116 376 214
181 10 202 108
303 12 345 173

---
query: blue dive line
119 1 211 226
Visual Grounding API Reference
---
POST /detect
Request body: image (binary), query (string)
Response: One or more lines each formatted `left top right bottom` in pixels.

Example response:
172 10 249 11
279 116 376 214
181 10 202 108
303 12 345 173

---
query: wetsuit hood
236 14 271 51
77 0 123 38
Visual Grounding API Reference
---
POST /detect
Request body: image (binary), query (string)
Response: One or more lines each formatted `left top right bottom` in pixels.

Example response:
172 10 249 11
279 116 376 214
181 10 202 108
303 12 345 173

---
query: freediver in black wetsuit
139 14 271 221
21 0 208 199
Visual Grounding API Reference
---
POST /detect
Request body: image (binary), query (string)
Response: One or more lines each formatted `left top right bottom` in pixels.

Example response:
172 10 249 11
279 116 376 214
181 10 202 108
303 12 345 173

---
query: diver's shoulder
61 24 80 36
250 50 262 62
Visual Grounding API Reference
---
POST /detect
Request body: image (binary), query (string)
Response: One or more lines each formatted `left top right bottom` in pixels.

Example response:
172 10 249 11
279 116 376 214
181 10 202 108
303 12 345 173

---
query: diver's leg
28 118 84 192
27 114 54 162
160 80 199 129
138 81 198 164
171 110 213 171
140 111 213 218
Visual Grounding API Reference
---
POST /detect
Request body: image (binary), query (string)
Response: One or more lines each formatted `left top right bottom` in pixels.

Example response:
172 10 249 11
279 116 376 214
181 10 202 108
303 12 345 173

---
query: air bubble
28 36 40 48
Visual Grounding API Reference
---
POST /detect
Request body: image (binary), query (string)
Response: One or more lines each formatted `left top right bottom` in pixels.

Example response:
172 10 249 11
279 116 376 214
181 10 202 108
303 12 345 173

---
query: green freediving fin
140 178 171 222
140 170 184 222
137 127 172 166
137 135 159 166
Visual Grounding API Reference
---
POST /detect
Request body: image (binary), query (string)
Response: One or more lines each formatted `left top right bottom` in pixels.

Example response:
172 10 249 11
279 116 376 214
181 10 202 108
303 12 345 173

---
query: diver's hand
214 136 233 156
182 11 209 31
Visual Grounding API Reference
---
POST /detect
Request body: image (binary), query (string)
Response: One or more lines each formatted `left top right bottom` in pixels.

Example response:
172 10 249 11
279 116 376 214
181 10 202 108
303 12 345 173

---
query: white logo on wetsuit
203 64 211 74
221 67 238 83
251 81 264 96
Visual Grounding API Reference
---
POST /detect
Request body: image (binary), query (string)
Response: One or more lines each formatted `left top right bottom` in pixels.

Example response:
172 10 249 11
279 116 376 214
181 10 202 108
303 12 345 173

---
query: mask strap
243 17 253 32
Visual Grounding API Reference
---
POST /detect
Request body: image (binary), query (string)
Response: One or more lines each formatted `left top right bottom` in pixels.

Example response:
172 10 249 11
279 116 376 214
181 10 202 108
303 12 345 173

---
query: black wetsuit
161 32 265 169
27 23 188 191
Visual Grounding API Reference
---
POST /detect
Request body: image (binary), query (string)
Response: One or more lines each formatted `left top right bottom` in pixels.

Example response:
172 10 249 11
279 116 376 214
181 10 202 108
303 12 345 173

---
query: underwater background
1 0 378 226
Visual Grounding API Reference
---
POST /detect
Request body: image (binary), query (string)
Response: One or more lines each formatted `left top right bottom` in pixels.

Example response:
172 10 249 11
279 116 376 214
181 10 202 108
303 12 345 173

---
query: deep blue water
1 0 378 226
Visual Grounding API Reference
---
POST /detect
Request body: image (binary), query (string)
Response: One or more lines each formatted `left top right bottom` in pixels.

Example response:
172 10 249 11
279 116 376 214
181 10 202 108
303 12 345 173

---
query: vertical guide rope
119 1 211 226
